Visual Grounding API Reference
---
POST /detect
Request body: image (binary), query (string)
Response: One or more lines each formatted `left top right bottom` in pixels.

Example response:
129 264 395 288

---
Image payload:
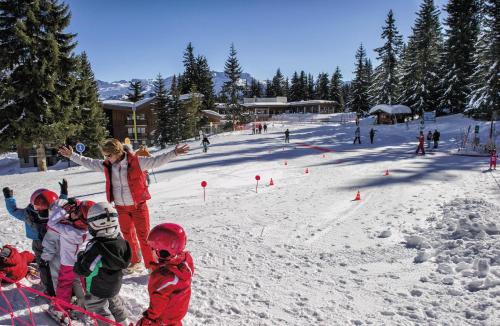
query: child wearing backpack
137 223 194 326
73 202 131 326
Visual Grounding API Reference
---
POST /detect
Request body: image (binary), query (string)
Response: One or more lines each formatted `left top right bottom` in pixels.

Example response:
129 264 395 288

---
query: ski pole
150 168 158 183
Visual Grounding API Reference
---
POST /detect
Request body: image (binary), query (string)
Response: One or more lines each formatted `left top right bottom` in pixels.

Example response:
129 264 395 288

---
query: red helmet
147 223 187 258
30 189 58 212
64 200 95 230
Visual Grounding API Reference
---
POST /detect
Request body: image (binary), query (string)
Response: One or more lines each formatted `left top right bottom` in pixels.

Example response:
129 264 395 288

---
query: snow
369 104 412 115
0 114 499 325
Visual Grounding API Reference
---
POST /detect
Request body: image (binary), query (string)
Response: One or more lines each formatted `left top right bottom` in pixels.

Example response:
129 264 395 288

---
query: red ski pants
116 202 155 269
490 157 497 169
56 265 76 308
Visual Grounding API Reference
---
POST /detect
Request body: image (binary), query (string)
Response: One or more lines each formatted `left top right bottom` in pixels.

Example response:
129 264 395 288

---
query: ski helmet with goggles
63 200 95 230
30 189 58 212
147 223 187 259
86 202 119 238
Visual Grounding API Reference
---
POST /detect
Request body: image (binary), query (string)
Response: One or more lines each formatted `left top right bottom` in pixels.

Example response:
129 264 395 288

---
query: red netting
0 274 125 325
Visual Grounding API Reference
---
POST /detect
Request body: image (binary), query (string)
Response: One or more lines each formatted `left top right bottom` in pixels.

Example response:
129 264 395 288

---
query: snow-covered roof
201 110 225 119
102 93 204 110
369 104 412 115
241 99 336 108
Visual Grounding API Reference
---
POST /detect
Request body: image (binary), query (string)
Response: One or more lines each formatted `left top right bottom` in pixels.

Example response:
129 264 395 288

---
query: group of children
1 180 194 326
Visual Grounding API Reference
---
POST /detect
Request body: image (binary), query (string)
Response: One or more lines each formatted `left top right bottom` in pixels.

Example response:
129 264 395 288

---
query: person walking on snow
416 131 425 155
433 129 440 149
426 131 433 149
284 129 290 143
353 126 361 144
369 128 376 144
490 148 497 170
202 135 210 153
263 123 268 133
59 139 189 273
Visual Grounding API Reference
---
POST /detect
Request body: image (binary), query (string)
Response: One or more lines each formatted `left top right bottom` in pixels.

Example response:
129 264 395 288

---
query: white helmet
87 202 119 238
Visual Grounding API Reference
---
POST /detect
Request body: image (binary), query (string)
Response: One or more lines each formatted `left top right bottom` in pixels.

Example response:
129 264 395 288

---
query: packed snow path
0 115 499 325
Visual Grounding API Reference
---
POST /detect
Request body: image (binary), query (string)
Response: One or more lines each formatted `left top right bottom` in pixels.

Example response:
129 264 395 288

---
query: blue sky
65 0 448 82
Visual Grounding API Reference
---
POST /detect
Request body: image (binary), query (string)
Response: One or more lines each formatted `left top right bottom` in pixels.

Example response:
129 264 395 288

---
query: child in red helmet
46 198 94 319
137 223 194 326
2 180 67 296
0 245 35 283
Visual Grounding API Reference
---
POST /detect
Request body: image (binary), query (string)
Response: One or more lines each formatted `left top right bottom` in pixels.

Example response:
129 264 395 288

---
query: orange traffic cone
305 168 309 174
269 178 274 186
384 169 389 176
354 190 361 201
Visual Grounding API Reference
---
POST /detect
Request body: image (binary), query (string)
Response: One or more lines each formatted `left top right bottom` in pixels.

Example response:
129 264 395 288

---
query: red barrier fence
0 274 124 325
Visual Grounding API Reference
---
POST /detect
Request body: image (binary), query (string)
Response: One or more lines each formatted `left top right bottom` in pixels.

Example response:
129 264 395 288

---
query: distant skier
258 123 262 134
490 148 497 170
369 128 376 144
263 123 268 133
416 131 425 155
284 129 290 143
202 135 210 153
353 126 361 144
426 131 433 148
433 129 440 149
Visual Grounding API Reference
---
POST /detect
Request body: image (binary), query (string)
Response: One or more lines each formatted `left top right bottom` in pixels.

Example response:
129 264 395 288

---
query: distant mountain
97 72 255 100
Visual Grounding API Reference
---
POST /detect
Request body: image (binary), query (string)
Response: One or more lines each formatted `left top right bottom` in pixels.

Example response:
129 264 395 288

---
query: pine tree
399 0 443 115
467 0 499 119
371 10 403 105
71 52 108 157
180 42 197 94
329 67 344 111
0 0 80 170
284 77 289 97
351 44 370 113
221 43 244 128
342 83 352 111
271 68 285 96
299 71 307 100
439 0 481 114
307 74 315 100
265 80 274 97
127 81 144 103
152 73 172 148
196 55 215 111
364 59 374 108
182 86 202 139
316 73 330 100
170 75 184 142
246 78 262 97
289 72 301 101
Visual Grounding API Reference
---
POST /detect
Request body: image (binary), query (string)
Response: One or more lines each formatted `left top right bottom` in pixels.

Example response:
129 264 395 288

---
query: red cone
384 169 389 176
284 161 288 166
354 191 361 201
305 168 309 174
269 178 274 186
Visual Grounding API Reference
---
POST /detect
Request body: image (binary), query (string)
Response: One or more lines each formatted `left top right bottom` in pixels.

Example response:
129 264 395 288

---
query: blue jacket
5 194 67 241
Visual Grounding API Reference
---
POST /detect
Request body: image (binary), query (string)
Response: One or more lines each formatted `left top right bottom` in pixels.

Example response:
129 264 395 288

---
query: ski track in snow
1 114 499 325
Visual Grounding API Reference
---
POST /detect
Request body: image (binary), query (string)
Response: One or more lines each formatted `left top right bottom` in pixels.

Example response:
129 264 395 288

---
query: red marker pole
255 175 260 193
201 181 207 202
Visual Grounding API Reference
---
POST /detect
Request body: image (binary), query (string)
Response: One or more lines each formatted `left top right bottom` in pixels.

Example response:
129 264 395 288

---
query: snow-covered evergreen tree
439 0 481 114
371 10 403 105
180 42 197 94
468 0 499 119
246 78 262 98
329 67 344 111
351 44 370 113
398 0 443 115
